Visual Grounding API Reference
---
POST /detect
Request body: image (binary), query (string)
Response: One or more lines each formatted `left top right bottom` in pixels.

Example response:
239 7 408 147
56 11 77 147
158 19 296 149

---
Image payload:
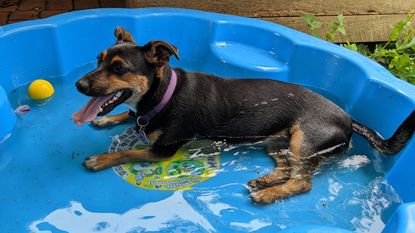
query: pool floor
0 63 402 232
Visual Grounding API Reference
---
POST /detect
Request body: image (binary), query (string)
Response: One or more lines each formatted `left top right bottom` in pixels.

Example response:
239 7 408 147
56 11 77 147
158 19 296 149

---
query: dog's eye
112 63 127 74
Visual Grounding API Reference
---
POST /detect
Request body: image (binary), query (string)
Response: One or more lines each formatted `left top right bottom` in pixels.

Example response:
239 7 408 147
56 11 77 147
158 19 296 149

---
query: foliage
301 14 346 41
302 13 415 84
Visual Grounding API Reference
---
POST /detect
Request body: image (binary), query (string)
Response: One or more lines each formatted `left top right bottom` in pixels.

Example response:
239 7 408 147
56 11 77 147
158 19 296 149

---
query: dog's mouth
72 89 132 125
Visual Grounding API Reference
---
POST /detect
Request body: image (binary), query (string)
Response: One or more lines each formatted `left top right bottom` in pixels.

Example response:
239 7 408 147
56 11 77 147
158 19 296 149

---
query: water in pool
0 63 402 232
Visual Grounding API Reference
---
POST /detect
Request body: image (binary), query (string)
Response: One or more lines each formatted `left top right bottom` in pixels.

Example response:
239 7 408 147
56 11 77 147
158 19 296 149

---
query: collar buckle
136 116 149 130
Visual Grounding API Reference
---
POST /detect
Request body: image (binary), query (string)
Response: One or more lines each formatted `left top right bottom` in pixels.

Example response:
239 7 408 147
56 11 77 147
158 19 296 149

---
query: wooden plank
0 0 19 11
40 10 65 18
46 0 73 10
19 0 45 10
125 0 415 17
266 14 415 42
0 11 10 25
9 10 39 20
100 0 125 8
74 0 100 9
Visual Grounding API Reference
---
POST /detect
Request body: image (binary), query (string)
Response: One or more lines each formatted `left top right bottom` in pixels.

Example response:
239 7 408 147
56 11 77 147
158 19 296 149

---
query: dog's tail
352 111 415 155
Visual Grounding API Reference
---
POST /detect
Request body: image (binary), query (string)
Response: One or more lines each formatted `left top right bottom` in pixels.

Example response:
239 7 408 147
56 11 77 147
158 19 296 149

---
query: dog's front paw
83 156 107 171
91 116 117 127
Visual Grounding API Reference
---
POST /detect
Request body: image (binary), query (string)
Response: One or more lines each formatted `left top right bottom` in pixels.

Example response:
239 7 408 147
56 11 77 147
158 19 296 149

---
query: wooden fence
126 0 415 43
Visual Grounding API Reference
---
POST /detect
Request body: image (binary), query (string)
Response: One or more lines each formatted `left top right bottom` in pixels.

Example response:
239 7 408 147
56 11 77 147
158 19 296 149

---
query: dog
73 27 415 203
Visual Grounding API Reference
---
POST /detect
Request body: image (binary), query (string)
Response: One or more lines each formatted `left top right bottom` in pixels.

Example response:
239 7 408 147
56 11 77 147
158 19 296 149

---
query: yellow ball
28 79 55 100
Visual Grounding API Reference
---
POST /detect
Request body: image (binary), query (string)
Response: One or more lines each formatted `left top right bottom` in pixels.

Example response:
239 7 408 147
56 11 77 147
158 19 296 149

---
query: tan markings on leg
247 129 290 189
84 149 167 171
250 178 312 203
289 124 304 157
250 125 313 203
92 111 130 127
289 124 308 179
147 130 163 143
247 150 291 190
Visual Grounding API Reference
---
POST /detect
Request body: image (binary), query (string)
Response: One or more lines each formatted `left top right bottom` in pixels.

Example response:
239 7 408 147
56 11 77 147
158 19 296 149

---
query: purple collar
136 69 177 128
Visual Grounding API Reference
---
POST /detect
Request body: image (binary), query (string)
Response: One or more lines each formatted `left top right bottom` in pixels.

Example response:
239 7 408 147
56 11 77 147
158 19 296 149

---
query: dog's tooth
98 106 103 112
116 92 122 97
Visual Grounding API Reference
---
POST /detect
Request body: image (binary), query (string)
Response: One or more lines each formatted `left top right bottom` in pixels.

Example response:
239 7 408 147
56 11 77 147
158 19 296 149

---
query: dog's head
73 27 180 125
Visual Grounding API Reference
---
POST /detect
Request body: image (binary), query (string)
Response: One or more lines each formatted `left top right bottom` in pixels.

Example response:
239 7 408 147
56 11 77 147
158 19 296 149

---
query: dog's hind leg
250 126 315 203
92 111 130 127
247 149 291 190
247 129 291 190
250 124 349 203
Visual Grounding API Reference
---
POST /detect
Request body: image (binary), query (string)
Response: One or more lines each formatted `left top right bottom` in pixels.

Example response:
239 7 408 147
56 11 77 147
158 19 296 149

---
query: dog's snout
76 80 90 93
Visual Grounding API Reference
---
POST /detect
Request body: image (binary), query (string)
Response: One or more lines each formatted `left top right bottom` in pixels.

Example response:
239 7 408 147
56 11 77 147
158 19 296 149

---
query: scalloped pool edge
0 8 414 233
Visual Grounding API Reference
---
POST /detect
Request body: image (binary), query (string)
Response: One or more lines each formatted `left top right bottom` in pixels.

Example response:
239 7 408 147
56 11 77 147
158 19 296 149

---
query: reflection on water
350 177 402 233
196 192 236 216
230 219 272 232
30 192 215 233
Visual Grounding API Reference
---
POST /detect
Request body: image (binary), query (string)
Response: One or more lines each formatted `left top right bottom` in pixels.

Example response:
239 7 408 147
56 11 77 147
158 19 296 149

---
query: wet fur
76 27 415 204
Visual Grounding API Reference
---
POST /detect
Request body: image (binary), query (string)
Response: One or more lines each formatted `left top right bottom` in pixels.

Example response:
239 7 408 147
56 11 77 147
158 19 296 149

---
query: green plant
301 14 346 41
302 13 415 84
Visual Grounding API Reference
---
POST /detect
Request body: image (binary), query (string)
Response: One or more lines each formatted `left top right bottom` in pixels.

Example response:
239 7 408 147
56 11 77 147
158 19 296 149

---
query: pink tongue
72 94 115 126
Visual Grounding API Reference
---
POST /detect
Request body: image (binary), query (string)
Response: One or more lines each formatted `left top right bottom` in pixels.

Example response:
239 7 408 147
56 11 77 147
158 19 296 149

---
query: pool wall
0 8 415 232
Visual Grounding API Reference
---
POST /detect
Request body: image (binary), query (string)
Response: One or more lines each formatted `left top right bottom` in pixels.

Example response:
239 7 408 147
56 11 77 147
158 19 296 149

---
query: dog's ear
143 40 180 66
114 26 136 44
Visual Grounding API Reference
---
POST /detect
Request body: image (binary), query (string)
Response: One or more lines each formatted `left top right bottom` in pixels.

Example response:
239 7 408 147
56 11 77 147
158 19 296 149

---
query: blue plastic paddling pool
1 8 415 233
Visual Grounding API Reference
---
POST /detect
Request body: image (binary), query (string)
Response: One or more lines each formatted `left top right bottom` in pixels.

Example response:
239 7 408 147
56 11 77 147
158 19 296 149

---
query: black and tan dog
73 27 415 203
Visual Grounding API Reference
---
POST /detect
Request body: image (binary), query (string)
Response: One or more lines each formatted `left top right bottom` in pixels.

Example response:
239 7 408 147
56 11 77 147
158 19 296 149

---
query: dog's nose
76 80 90 93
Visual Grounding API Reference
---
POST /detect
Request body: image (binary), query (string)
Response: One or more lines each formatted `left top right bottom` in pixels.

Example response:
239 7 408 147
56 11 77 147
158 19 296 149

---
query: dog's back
164 70 351 143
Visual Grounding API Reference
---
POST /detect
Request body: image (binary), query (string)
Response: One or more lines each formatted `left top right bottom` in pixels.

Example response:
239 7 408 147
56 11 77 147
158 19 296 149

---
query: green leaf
391 54 413 71
338 26 346 35
356 44 371 56
329 22 339 31
310 21 322 30
389 13 414 42
397 38 415 51
341 43 356 51
301 14 322 30
326 32 335 41
337 14 345 25
301 14 315 24
390 20 408 41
